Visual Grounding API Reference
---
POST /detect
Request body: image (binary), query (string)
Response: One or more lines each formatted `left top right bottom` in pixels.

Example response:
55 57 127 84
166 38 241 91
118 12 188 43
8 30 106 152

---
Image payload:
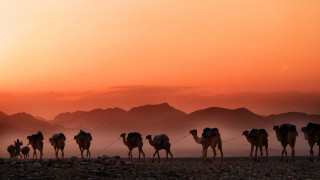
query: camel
273 124 298 162
49 133 66 159
21 146 30 160
7 145 16 159
27 131 44 160
189 128 223 163
74 130 92 159
7 139 23 160
120 132 145 163
301 123 320 161
243 129 268 162
146 134 173 163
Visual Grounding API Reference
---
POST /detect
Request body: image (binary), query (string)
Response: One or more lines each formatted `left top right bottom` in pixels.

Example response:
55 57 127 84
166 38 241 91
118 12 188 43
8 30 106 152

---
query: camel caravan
6 123 320 163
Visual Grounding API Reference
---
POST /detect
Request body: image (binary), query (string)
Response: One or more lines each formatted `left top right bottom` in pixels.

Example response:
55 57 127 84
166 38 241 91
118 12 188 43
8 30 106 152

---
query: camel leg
138 149 141 162
33 149 37 160
80 148 84 159
212 146 217 163
168 150 173 163
55 147 58 159
250 144 254 162
86 149 90 159
152 151 157 163
165 150 168 163
310 144 314 161
291 146 295 162
284 148 288 162
128 151 131 161
259 146 263 162
204 147 208 162
60 149 64 159
157 151 160 163
219 147 223 163
254 146 258 163
265 145 268 162
202 146 206 163
141 149 145 162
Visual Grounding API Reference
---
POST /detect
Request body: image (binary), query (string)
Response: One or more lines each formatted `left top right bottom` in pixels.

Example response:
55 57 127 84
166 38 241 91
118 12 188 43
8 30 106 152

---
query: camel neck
122 136 127 145
147 138 154 146
191 134 202 144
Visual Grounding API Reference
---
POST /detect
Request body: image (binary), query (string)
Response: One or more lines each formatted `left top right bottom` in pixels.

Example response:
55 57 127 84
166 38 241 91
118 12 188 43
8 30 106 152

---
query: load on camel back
248 129 269 139
152 134 169 146
202 128 220 138
127 132 142 143
49 133 66 144
277 124 298 137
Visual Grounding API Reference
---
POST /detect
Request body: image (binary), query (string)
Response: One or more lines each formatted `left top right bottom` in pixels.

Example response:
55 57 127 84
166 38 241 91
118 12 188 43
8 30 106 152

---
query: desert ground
0 156 319 180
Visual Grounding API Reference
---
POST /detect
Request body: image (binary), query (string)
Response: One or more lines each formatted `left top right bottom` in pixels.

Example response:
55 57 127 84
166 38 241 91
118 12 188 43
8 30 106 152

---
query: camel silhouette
243 129 268 162
49 133 66 159
301 123 320 161
21 146 30 160
189 128 223 163
27 131 44 160
273 124 298 162
146 134 173 163
121 132 145 163
74 130 92 159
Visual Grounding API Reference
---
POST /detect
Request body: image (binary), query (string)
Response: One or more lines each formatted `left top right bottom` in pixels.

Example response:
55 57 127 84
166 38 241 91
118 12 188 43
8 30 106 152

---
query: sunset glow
1 0 319 94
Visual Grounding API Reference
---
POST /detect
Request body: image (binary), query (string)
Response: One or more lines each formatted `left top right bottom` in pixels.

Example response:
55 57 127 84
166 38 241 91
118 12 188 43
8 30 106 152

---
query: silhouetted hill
0 112 63 136
51 103 188 133
2 104 320 136
187 107 268 129
0 111 8 119
267 112 320 126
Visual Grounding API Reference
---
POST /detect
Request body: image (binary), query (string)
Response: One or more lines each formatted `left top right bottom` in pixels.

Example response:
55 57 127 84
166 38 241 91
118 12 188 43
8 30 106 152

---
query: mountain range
1 103 320 137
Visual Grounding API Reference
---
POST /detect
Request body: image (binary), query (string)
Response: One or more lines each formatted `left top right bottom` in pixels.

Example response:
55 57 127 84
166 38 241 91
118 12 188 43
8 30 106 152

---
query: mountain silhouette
0 111 8 119
0 112 63 136
51 103 188 133
1 103 320 135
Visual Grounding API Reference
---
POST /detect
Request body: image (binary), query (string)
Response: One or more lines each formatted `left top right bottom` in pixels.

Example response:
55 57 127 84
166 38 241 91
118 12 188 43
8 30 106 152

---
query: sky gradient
0 1 320 117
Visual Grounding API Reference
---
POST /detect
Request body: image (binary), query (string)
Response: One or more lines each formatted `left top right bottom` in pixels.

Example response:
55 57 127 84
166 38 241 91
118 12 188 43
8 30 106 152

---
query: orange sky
0 1 320 93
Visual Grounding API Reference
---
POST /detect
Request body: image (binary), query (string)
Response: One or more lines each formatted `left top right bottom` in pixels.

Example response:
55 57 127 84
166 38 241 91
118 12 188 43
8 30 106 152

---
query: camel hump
279 124 298 137
307 122 320 131
248 129 258 138
127 132 142 140
154 134 169 142
52 133 66 141
37 131 44 140
88 133 92 141
202 127 219 138
258 129 268 137
60 133 66 141
77 130 92 140
7 145 15 152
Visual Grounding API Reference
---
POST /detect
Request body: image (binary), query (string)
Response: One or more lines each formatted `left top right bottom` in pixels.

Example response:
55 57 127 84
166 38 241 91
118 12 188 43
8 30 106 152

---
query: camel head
120 133 126 138
242 130 249 136
74 135 81 145
189 129 197 135
49 137 55 145
273 126 279 132
146 135 152 140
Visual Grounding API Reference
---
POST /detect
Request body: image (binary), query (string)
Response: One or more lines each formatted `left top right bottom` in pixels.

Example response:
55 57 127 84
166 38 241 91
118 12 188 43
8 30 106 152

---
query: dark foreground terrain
0 156 319 180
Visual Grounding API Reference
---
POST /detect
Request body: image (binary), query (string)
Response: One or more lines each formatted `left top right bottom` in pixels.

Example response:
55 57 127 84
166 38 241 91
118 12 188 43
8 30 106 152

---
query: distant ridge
1 103 320 134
